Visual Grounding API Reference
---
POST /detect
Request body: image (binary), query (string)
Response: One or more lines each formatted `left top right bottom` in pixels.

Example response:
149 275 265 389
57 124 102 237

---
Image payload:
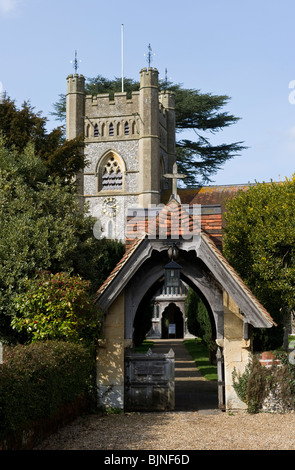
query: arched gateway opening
95 203 275 412
131 269 219 411
161 303 183 339
132 252 218 347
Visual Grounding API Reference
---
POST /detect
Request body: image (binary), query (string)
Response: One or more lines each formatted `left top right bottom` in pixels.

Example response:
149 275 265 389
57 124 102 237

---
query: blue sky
1 0 295 186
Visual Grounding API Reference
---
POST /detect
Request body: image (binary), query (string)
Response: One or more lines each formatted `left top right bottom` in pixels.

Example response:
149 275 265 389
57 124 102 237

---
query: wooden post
216 347 225 410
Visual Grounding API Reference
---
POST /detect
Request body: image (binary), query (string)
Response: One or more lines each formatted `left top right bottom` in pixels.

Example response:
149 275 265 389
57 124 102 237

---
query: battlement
140 67 159 88
66 74 85 94
67 67 175 169
159 90 175 110
67 73 85 80
85 91 140 118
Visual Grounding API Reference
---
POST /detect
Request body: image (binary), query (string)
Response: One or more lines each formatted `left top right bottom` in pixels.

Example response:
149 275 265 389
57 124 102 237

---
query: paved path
151 339 219 413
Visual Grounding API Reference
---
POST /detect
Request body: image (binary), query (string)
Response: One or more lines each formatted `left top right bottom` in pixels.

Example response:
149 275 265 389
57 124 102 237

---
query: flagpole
121 24 124 92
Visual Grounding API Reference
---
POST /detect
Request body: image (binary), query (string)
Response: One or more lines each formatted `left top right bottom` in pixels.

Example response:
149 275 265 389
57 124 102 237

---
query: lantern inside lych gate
164 259 182 290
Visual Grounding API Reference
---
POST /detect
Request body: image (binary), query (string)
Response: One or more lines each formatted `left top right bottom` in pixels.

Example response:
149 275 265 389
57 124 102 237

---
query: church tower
66 67 176 241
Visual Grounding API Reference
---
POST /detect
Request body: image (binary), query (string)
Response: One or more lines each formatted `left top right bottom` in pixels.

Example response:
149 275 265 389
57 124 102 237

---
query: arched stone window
100 154 123 191
94 123 99 137
109 123 114 136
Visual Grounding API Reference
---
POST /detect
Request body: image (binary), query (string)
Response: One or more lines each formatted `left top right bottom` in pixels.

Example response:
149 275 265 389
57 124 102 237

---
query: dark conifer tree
51 75 246 186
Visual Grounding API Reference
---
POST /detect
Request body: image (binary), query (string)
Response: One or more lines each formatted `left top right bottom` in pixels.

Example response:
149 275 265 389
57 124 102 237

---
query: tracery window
101 156 122 190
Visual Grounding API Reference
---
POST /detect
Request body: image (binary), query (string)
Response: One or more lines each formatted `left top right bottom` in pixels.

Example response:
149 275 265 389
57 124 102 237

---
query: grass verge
134 340 154 353
183 338 217 381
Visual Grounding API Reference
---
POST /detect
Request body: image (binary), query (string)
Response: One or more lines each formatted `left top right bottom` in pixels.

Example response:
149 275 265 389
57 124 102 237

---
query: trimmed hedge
0 341 95 448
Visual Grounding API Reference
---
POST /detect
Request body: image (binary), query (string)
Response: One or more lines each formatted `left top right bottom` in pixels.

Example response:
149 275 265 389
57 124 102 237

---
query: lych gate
66 65 276 412
94 197 276 412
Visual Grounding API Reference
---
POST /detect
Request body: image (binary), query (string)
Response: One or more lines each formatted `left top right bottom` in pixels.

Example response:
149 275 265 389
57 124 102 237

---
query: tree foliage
0 139 124 343
186 288 216 356
11 272 99 346
51 75 245 186
166 83 245 186
0 96 85 180
223 178 295 349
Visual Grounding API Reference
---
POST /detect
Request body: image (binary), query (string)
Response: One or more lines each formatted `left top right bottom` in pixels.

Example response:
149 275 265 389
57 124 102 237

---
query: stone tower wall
66 74 85 197
138 67 161 207
66 67 176 241
66 74 85 140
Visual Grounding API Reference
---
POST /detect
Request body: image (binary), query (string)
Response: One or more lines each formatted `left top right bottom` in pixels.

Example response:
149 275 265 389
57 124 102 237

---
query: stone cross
163 163 187 201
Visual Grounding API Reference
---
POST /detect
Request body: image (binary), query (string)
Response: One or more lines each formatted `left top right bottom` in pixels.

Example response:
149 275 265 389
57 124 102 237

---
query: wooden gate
124 348 175 411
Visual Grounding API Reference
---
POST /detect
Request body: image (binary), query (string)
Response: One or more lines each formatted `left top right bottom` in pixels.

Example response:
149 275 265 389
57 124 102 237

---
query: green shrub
232 354 295 414
11 271 100 347
186 288 216 358
0 341 95 442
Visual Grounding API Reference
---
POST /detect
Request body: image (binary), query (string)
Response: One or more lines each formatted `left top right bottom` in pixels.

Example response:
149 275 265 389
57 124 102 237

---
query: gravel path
34 340 295 451
35 410 295 451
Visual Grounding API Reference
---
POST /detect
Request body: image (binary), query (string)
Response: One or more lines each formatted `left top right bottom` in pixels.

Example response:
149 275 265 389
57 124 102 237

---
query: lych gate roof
94 233 146 300
126 196 223 250
95 197 275 329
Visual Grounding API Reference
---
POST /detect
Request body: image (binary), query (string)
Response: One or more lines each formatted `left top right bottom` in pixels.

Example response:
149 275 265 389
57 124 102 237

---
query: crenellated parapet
67 73 85 91
84 91 140 142
66 66 177 237
85 91 140 117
